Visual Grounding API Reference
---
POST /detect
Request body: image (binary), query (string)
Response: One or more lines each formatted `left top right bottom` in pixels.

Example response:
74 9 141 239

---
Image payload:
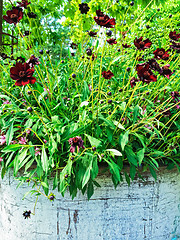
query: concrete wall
0 168 180 240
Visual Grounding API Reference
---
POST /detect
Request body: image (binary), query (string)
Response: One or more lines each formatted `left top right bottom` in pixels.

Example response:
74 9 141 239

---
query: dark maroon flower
102 70 114 79
153 48 169 60
136 63 157 84
71 53 75 57
94 10 116 28
79 3 90 14
10 62 36 86
68 136 85 153
169 31 180 41
122 43 131 48
3 7 23 25
26 55 40 68
27 12 37 18
17 0 31 8
23 210 31 219
159 64 173 79
88 31 97 37
107 38 117 45
130 77 139 88
70 43 78 49
87 53 97 61
147 58 161 72
134 37 152 51
170 41 180 53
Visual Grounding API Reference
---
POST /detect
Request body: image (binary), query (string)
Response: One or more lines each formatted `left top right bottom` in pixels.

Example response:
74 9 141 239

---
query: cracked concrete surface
0 168 180 240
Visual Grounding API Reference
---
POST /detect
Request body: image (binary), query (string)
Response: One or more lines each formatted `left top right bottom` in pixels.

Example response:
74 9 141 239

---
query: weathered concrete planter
0 168 180 240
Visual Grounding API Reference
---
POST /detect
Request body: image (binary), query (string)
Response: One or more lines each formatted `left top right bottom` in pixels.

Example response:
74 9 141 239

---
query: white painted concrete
0 168 180 240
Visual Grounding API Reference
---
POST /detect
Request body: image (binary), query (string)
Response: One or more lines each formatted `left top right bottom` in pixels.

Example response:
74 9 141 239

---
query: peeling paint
0 169 180 239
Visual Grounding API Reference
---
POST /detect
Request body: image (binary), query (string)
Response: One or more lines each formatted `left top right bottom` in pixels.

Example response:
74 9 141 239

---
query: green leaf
130 165 136 181
82 162 92 188
93 180 101 188
106 149 122 156
2 144 25 152
113 120 125 130
137 148 145 166
105 159 120 182
91 158 98 180
6 122 14 145
41 145 49 173
41 182 49 188
149 166 157 180
87 181 94 200
99 116 116 129
85 134 102 148
125 146 138 166
25 158 34 172
5 152 15 167
119 130 129 151
124 172 130 186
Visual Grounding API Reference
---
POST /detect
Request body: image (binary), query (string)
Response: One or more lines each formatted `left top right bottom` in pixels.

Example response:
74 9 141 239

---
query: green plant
0 0 180 216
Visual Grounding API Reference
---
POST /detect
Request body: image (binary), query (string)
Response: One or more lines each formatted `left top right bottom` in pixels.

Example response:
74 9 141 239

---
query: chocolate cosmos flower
147 58 161 72
17 0 31 8
68 136 85 153
88 31 97 37
107 38 117 45
169 31 180 41
10 62 36 86
3 7 23 25
170 41 180 53
102 70 114 79
134 37 152 51
159 65 173 79
79 3 90 14
122 43 131 48
153 48 169 60
136 63 157 84
94 10 116 28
